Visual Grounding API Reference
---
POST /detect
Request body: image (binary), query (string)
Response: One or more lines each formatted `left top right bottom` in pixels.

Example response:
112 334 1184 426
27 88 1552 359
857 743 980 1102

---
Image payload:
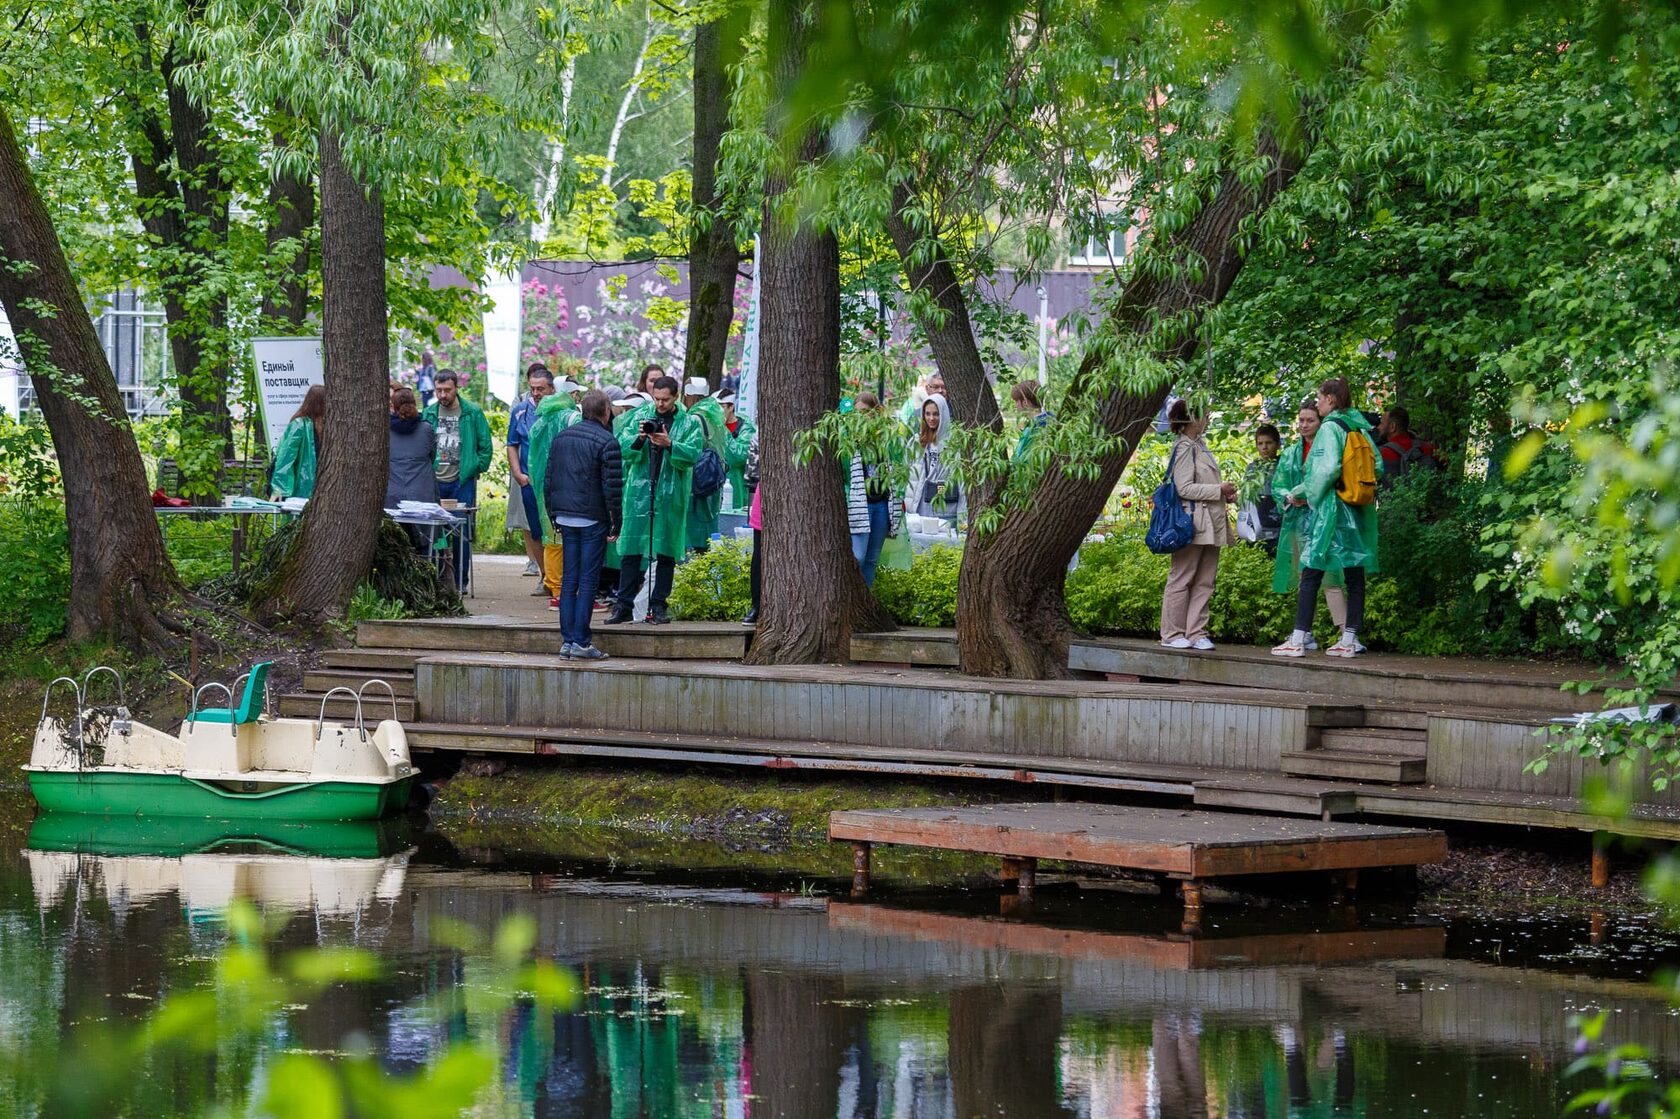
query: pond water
3 809 1678 1118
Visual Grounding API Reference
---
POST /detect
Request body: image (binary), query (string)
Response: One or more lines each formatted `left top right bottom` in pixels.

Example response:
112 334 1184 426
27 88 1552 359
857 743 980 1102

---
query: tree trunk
681 15 742 390
0 112 181 649
250 128 390 624
125 26 235 486
745 0 892 666
261 141 314 330
957 132 1307 678
600 2 656 188
531 57 576 244
884 182 1002 434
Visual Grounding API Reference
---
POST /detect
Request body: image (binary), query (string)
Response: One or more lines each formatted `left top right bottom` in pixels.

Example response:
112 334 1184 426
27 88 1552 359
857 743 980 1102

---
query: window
1067 212 1133 267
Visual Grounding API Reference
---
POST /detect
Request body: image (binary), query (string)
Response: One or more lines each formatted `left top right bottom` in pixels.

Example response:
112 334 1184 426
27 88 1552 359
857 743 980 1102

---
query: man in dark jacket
544 389 624 659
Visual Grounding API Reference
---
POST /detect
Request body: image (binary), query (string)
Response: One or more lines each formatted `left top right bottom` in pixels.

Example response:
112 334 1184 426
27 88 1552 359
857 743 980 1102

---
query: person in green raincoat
1272 377 1380 659
1269 401 1348 649
719 392 755 511
525 381 582 598
603 375 703 625
681 378 729 551
269 385 325 499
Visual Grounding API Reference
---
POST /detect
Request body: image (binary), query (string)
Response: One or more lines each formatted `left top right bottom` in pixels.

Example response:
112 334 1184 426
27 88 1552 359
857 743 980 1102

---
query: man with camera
604 375 703 625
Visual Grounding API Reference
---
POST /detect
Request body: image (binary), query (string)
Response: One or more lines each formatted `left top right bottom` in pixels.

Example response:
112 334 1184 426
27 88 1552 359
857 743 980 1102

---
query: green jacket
1270 441 1338 594
685 396 730 549
724 413 756 511
270 417 317 499
420 396 494 484
1280 408 1381 574
523 394 580 543
619 401 703 560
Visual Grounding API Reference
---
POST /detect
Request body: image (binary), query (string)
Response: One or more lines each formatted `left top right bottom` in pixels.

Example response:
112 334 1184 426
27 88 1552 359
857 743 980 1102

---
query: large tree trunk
681 15 742 390
0 112 181 648
884 182 1001 435
745 0 892 666
126 25 235 485
250 128 389 624
957 132 1307 678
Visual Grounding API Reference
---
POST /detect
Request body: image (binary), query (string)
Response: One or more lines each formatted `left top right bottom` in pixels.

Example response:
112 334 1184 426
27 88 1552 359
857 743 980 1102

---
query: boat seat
193 662 272 726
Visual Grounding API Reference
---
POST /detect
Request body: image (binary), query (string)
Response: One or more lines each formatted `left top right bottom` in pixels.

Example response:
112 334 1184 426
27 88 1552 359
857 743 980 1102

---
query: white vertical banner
250 336 324 448
0 309 20 417
735 237 762 420
482 267 524 406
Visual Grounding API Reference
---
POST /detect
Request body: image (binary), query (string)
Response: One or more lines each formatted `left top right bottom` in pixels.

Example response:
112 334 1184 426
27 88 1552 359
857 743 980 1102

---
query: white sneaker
1325 638 1360 658
1161 637 1192 649
1271 639 1306 658
522 559 541 576
1189 637 1215 651
1305 637 1319 651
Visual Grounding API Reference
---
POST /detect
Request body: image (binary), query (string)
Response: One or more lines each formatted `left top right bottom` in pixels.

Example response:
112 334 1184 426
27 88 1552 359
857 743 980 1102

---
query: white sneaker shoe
1271 639 1306 658
1304 637 1319 651
1189 637 1215 651
1325 638 1360 658
522 559 541 576
1161 637 1192 649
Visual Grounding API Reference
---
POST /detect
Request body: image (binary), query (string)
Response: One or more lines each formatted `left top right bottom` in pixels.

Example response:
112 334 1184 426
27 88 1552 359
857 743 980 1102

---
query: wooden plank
827 803 1444 880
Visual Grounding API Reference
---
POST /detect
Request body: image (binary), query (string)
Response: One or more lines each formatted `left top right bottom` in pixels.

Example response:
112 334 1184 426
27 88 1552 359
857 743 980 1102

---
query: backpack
690 414 726 498
1145 442 1196 554
1328 418 1378 506
1379 438 1441 487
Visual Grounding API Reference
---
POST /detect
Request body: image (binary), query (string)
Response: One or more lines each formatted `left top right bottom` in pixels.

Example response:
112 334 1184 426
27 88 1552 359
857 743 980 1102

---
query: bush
669 539 753 621
873 546 961 627
0 499 70 649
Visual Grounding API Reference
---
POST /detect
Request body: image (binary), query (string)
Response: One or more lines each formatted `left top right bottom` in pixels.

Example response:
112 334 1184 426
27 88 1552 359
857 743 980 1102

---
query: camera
640 420 657 434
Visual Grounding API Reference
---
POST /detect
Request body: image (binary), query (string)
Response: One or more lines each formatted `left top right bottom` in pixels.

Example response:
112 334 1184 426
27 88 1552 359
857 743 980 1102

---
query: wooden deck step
1319 727 1427 754
1192 777 1359 818
321 648 428 672
302 669 415 697
278 692 415 722
1281 749 1426 784
1358 707 1433 731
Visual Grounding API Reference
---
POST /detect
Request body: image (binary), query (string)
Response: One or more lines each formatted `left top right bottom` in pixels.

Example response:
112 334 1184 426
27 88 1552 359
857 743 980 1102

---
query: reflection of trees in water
949 986 1073 1119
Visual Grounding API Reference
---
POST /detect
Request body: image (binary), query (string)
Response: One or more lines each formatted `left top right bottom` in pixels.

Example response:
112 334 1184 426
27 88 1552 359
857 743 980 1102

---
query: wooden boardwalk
828 803 1447 929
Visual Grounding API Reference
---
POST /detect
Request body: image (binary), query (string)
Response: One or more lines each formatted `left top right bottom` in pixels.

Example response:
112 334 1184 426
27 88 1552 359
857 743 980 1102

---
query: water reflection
3 826 1676 1118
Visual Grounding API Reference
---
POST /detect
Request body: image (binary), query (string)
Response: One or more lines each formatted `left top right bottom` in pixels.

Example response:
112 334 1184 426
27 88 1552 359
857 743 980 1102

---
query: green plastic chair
192 662 272 726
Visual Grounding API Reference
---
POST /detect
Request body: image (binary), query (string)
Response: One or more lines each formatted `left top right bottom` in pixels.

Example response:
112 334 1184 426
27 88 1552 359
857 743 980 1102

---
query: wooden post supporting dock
851 842 871 899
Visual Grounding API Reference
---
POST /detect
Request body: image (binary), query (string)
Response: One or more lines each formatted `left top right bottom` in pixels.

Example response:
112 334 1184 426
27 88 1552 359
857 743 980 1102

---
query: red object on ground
151 488 190 507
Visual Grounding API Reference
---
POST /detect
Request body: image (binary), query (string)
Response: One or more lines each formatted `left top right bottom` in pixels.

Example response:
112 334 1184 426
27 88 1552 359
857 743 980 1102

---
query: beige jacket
1169 434 1232 547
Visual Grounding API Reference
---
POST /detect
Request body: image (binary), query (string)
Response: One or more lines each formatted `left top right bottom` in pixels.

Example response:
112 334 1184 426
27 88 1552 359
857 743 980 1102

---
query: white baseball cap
683 377 709 396
715 391 737 404
618 392 648 407
554 377 585 394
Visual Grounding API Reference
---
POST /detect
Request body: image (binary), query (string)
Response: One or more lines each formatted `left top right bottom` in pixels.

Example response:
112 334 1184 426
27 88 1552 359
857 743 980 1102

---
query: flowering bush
572 278 689 387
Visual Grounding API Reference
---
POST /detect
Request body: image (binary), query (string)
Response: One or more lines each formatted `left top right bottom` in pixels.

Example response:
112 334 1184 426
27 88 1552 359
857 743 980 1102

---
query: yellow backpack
1328 417 1378 506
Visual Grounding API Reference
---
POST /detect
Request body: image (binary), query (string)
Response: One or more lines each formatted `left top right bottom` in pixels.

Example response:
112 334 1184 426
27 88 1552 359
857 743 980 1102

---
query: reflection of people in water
1154 1013 1208 1119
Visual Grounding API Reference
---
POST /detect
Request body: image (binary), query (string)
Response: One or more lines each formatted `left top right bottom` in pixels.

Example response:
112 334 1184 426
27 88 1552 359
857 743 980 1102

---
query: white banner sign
482 268 524 406
0 309 21 418
251 336 324 449
735 237 762 421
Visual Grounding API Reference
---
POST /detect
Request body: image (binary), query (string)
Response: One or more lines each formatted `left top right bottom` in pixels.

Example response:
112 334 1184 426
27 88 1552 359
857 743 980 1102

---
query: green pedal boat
25 662 416 821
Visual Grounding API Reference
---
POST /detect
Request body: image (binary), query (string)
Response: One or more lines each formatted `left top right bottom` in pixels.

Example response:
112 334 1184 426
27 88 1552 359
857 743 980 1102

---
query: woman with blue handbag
1158 400 1235 650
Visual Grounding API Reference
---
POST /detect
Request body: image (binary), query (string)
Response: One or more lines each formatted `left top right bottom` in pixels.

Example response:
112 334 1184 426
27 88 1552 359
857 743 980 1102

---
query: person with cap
719 390 755 511
506 364 554 578
682 377 730 553
525 381 583 605
597 388 646 604
604 375 703 625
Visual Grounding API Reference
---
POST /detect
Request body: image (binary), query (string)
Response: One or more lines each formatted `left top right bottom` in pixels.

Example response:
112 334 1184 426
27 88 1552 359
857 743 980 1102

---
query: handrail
81 665 127 711
315 687 363 745
355 680 399 740
188 682 235 738
39 677 86 769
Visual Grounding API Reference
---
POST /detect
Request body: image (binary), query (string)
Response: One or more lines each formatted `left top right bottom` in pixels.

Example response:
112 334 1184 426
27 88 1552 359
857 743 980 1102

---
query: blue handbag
1145 442 1196 554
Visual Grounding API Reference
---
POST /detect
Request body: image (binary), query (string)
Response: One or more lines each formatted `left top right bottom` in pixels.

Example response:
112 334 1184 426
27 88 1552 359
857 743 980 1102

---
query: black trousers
615 553 675 613
1296 565 1365 632
749 529 762 611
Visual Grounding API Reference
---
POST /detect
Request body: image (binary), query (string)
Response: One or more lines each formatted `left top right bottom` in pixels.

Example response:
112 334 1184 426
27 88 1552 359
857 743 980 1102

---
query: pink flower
476 362 487 372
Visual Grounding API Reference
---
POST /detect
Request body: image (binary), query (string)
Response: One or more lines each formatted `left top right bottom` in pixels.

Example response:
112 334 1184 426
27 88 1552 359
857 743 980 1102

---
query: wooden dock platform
829 803 1447 930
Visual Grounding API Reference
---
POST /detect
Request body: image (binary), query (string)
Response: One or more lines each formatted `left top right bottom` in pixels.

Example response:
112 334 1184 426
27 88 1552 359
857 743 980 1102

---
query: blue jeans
559 523 608 647
518 483 541 540
849 500 892 586
436 476 476 592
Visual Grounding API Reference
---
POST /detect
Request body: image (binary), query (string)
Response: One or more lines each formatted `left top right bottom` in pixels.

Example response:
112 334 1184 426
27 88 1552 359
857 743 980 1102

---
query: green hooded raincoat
684 395 730 549
724 413 756 511
270 417 317 499
1279 408 1381 575
524 393 580 543
618 401 703 560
